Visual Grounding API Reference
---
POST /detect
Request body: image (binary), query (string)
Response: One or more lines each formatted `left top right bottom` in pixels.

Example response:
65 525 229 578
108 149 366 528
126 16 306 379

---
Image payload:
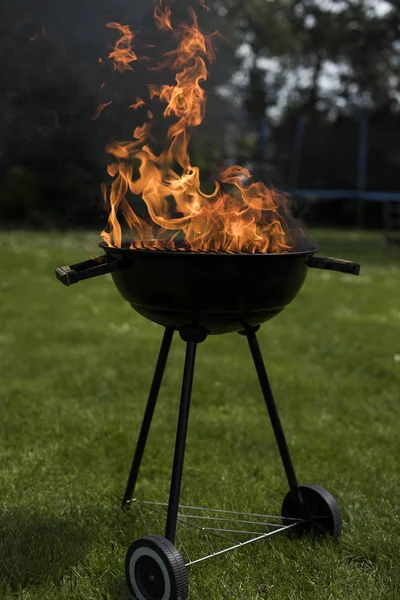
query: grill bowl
101 242 318 334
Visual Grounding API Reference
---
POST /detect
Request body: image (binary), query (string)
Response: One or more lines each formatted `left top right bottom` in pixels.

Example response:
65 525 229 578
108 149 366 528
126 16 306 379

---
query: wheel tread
148 534 189 599
302 484 342 538
282 483 342 539
125 534 189 600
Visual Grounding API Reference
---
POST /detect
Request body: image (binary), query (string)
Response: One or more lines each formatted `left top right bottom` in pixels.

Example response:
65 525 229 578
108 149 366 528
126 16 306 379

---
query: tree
214 0 400 120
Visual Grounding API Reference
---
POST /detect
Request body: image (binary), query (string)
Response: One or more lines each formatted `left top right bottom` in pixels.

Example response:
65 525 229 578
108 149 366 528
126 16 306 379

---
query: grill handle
56 255 126 286
307 256 361 275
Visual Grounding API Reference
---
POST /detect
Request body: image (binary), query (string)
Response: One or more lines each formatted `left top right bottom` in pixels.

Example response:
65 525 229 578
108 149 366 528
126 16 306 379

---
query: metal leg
122 328 174 506
245 328 304 508
165 340 197 543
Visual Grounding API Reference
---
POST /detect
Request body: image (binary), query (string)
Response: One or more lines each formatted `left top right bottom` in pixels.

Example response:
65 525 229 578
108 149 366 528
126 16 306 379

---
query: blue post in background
290 115 306 215
257 114 270 183
290 115 306 190
356 115 368 228
259 115 270 165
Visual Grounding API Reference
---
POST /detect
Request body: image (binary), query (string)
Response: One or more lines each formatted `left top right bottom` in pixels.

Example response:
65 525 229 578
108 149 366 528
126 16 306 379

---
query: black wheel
282 484 342 538
125 534 189 600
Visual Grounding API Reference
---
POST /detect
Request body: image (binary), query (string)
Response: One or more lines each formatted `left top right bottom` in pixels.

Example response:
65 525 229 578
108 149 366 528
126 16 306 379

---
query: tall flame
101 3 295 253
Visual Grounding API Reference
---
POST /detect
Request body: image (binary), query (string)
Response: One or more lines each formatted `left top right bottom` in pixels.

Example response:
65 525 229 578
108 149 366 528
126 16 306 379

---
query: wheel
125 534 189 600
282 484 342 538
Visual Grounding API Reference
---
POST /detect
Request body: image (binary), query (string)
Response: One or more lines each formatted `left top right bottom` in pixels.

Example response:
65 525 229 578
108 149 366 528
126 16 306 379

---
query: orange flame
101 4 296 253
91 101 112 120
154 0 173 32
106 22 137 73
129 97 146 110
29 27 46 41
200 0 210 11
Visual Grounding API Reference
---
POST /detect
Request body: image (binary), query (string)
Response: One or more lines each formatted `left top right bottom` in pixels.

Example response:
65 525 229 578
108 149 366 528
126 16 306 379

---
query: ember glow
101 1 296 253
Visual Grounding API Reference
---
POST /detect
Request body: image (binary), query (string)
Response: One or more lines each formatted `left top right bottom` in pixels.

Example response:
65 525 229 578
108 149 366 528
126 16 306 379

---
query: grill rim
99 241 319 258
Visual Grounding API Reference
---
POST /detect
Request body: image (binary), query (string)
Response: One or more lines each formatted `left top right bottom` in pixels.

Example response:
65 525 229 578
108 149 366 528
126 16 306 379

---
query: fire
91 101 112 121
154 0 173 32
29 27 46 42
106 22 137 73
129 98 146 110
101 2 295 253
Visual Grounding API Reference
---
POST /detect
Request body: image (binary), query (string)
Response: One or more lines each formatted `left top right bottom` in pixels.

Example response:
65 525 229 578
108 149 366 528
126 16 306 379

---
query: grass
0 228 399 600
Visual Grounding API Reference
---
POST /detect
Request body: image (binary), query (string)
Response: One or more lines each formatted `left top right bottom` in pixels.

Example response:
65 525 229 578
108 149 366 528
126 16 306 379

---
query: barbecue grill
56 241 360 600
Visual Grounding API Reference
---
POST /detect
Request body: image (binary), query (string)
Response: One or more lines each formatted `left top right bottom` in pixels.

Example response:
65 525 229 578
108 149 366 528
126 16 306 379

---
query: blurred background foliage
0 0 399 229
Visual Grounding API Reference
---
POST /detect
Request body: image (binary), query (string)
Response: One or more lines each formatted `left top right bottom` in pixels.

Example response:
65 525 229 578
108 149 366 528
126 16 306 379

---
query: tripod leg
165 340 197 544
246 328 303 508
122 328 174 506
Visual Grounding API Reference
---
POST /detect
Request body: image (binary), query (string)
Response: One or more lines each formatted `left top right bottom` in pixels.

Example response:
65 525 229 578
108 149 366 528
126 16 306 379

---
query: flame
106 22 137 73
91 101 112 120
129 97 146 110
101 3 295 254
154 0 173 32
29 27 46 41
200 0 210 12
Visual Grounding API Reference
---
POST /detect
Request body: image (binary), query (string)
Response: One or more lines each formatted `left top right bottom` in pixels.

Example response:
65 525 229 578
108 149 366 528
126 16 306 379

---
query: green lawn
1 229 399 600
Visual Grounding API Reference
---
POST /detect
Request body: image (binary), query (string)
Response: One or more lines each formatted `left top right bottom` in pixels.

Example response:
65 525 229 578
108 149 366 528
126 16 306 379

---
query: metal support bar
165 340 197 543
245 328 304 509
122 328 174 506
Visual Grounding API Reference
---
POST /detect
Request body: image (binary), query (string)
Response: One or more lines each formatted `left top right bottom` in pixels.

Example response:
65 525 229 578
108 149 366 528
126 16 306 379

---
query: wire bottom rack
132 499 302 568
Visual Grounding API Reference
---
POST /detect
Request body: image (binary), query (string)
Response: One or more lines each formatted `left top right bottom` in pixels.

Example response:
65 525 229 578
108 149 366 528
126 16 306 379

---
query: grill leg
165 338 198 544
122 327 174 507
245 327 304 508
